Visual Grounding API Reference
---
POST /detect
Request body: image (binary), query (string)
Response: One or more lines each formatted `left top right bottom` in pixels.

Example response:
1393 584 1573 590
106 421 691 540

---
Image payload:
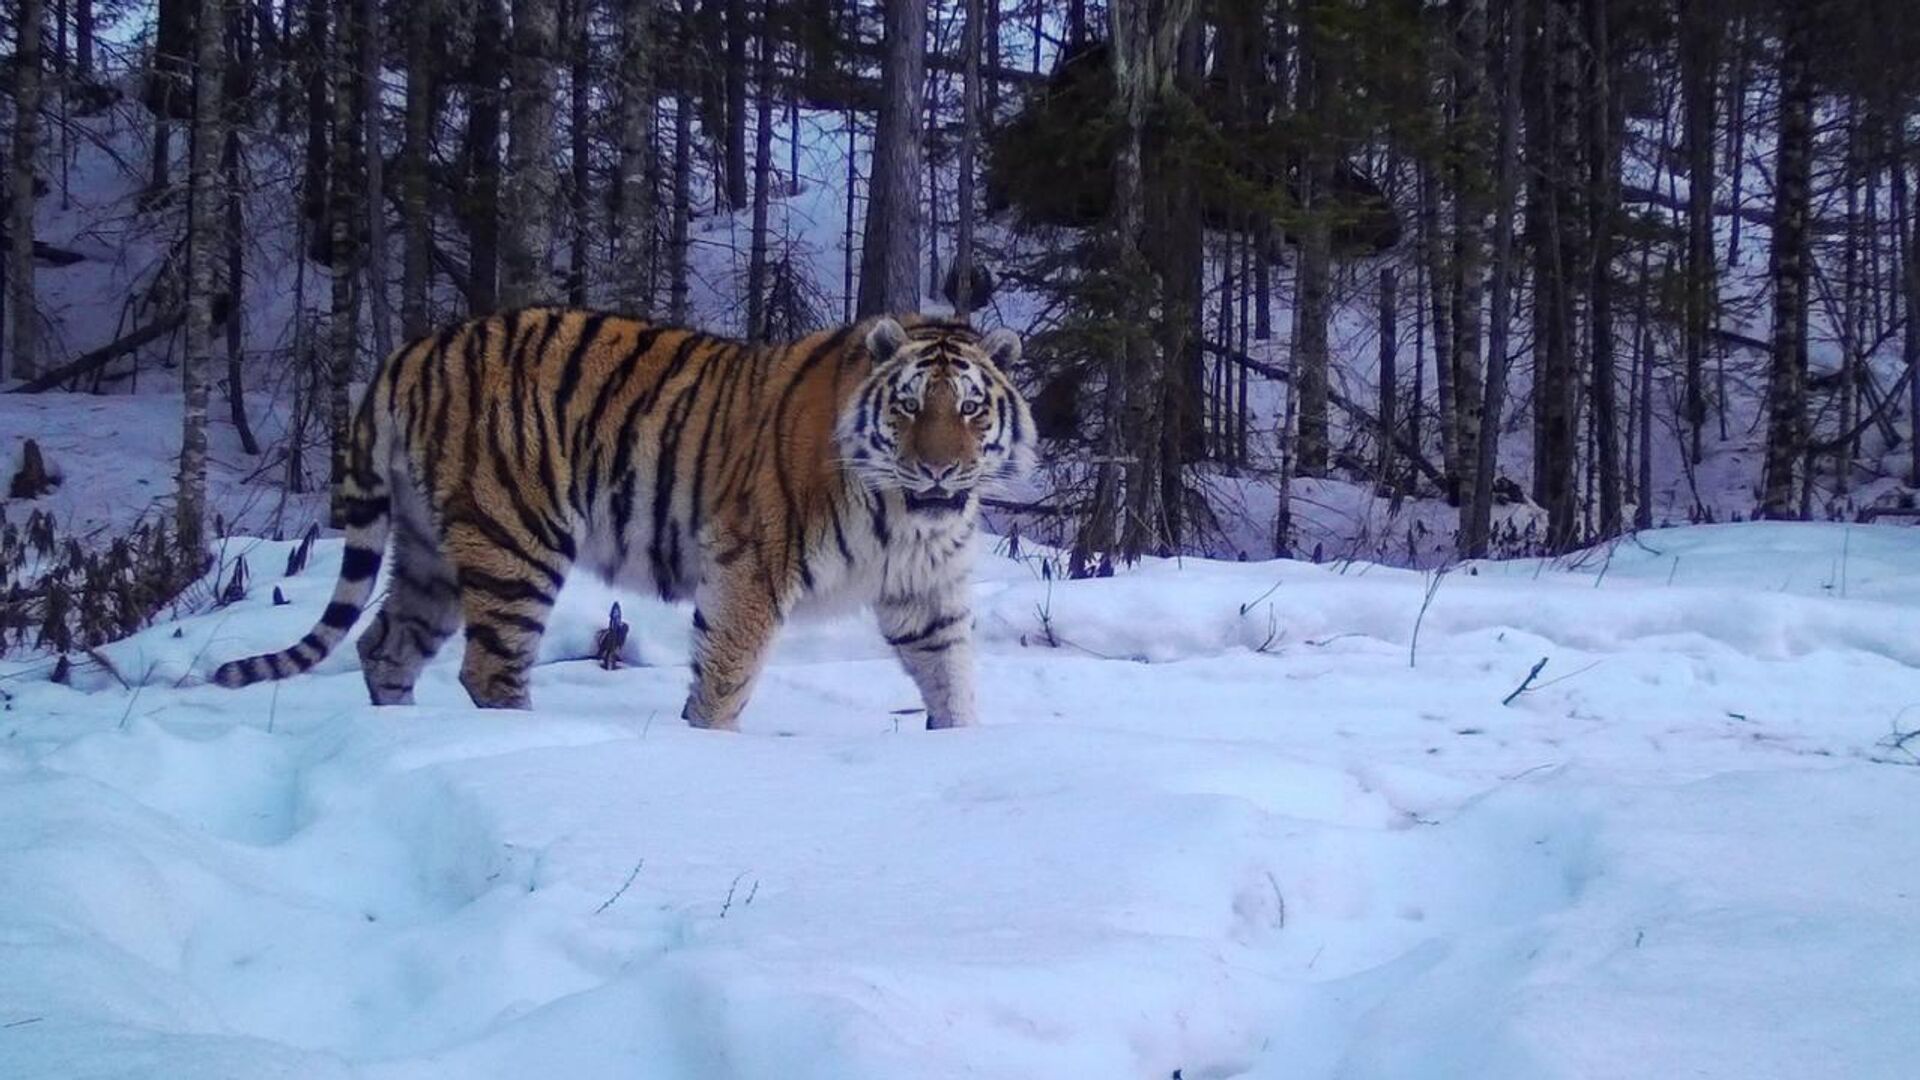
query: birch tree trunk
668 56 693 323
1452 0 1489 507
1420 160 1455 484
612 0 657 314
1896 120 1920 485
953 0 981 318
179 0 225 561
744 19 774 341
1465 0 1525 556
500 0 560 307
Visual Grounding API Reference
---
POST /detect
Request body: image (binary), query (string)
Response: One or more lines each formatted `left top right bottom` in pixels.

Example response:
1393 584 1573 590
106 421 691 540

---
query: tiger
212 310 1035 731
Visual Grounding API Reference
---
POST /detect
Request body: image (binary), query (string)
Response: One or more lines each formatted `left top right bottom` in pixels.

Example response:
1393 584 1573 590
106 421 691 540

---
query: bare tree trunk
953 0 981 318
8 0 43 380
1896 120 1920 484
926 53 941 304
612 0 657 314
1724 13 1747 268
723 0 748 210
1465 0 1525 557
1420 160 1455 484
1293 0 1331 478
1679 0 1715 464
1537 0 1583 550
362 0 394 357
1635 243 1654 530
1378 267 1399 486
76 0 93 76
1587 0 1620 536
401 0 437 336
856 0 926 317
1838 105 1861 496
1759 0 1812 519
744 18 773 340
500 0 560 307
668 64 693 322
984 0 1000 127
301 0 328 228
150 0 191 201
1452 0 1489 508
1076 0 1193 570
465 0 505 311
224 119 259 455
567 0 590 307
180 0 225 561
328 0 364 525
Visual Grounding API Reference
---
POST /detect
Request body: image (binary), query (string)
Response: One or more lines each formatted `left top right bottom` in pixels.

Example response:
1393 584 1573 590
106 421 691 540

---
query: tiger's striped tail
212 389 395 690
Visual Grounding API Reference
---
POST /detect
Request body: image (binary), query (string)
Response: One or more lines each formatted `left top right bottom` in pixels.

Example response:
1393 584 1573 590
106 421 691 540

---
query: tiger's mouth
903 488 970 514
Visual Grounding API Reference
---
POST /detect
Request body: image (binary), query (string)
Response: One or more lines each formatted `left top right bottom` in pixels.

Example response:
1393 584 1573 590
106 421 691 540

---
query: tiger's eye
898 398 921 415
960 400 981 417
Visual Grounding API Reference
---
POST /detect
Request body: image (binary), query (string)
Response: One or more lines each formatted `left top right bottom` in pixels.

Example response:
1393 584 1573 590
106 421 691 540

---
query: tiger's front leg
681 557 787 731
877 582 976 730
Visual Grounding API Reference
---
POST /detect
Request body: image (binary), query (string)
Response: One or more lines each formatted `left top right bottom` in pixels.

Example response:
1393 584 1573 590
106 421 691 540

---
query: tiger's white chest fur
787 491 979 620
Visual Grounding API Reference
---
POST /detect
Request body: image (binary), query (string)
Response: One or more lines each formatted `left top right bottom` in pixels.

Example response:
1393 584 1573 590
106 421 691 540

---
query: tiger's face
838 317 1036 515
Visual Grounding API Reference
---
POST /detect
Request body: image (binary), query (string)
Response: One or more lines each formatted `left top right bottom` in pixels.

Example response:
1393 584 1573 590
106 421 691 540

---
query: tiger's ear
981 327 1021 368
866 318 907 362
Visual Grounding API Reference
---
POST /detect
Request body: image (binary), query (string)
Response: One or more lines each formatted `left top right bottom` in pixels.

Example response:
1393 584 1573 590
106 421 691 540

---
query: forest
6 5 1920 1075
4 0 1920 644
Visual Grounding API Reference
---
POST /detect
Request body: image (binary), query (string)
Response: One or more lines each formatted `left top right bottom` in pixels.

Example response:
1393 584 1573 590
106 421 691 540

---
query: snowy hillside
4 522 1917 1078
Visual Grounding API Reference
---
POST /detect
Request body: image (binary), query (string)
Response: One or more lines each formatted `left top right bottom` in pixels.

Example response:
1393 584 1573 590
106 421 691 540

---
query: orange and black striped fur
213 311 1035 730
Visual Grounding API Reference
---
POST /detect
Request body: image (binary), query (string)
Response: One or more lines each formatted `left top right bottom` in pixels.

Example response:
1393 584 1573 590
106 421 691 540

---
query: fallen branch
1201 340 1450 490
0 237 91 267
7 309 187 393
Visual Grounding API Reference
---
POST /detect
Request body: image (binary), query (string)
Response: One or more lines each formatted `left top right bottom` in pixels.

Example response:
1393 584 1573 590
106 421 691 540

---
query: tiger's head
837 317 1037 515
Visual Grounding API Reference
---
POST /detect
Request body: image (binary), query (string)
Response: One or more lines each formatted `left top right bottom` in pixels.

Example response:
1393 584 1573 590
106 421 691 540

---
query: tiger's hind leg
356 519 462 705
446 523 571 710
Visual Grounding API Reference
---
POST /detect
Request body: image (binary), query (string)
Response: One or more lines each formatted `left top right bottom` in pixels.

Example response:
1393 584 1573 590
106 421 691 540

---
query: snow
4 521 1918 1078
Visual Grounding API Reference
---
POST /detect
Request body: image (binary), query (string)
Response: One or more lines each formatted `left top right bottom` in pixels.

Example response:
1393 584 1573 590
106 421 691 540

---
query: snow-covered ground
4 521 1917 1078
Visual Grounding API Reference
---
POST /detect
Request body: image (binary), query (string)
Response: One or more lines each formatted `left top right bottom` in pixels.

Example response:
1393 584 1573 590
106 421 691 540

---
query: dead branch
6 309 188 393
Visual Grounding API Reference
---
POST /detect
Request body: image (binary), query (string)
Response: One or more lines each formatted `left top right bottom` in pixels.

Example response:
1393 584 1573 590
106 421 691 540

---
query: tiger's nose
923 463 960 482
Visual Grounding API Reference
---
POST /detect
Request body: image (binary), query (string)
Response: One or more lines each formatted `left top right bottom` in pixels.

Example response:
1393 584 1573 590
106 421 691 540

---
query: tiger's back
215 309 1034 730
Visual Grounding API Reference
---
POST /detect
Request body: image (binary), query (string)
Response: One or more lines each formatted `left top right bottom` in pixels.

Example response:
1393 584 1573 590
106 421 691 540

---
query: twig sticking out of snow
594 859 646 915
1239 578 1282 616
719 871 757 918
1409 565 1450 669
1871 707 1920 766
284 523 320 577
1502 657 1551 706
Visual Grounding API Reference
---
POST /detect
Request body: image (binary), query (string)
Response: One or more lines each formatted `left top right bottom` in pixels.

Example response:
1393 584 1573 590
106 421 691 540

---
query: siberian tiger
213 310 1035 730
